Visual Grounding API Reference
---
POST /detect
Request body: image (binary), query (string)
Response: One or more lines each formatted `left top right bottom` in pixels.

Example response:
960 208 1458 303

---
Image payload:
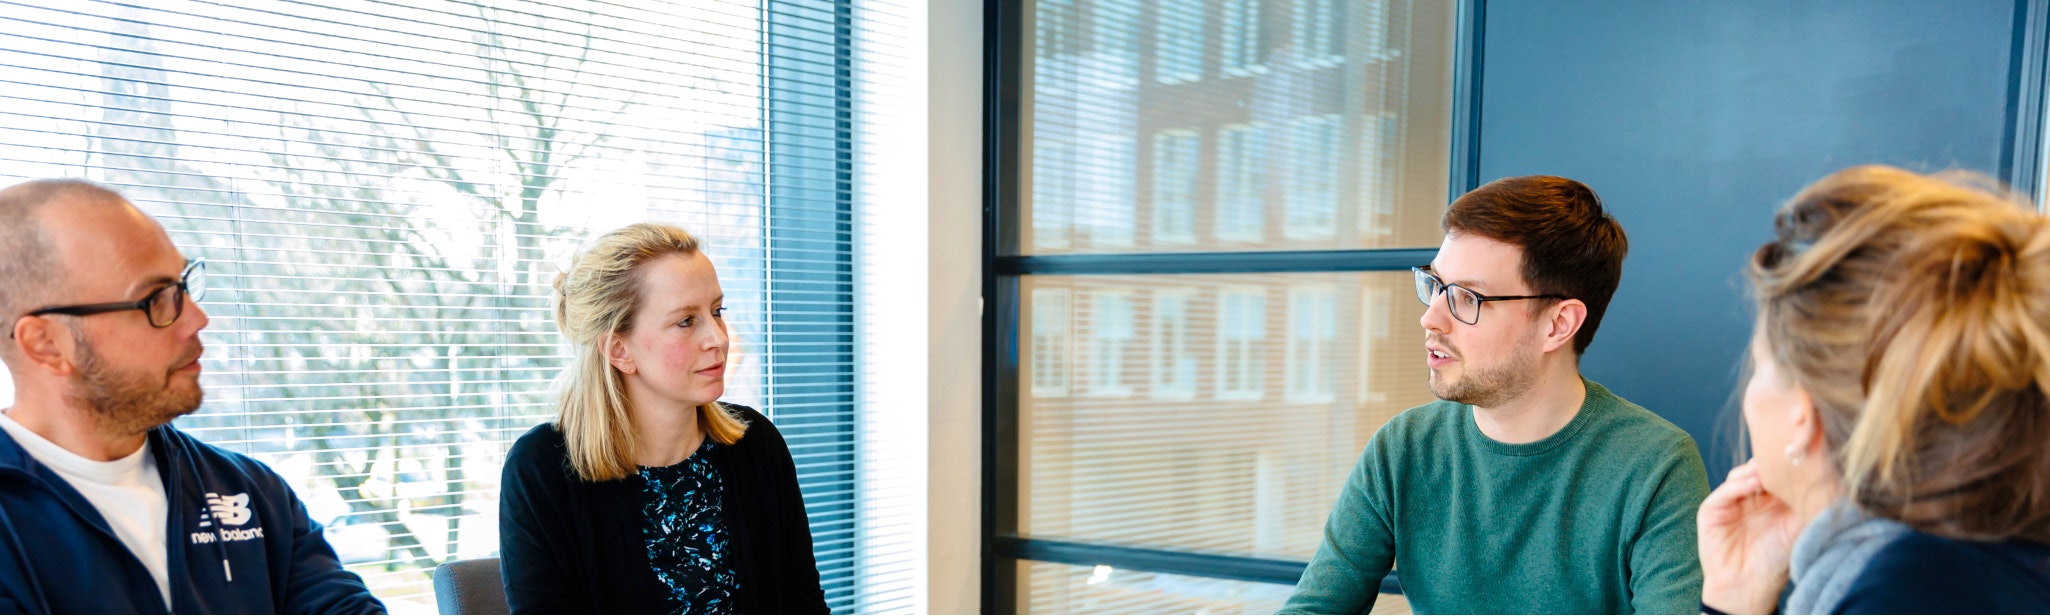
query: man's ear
12 316 78 376
605 332 637 375
1540 299 1587 354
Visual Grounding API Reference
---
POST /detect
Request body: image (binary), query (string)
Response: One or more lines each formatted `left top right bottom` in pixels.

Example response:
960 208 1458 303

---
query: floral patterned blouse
638 441 739 615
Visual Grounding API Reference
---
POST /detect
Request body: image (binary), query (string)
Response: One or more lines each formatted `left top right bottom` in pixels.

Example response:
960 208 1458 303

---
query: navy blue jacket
0 424 385 614
1831 531 2050 614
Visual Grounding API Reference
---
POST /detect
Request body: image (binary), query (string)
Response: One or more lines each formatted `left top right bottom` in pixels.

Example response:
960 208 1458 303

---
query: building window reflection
1033 137 1077 250
1291 0 1347 67
1284 114 1340 240
1154 0 1205 83
1358 112 1400 239
1087 291 1136 396
1152 129 1201 245
1359 286 1394 405
1032 289 1072 397
1039 0 1080 59
1091 0 1142 88
1286 286 1337 401
1216 288 1267 400
1216 123 1266 243
1220 0 1267 76
1150 288 1196 399
1079 135 1136 247
1358 0 1394 61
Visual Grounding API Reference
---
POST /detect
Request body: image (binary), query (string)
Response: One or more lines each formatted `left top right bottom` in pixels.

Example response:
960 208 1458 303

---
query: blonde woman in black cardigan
499 223 826 615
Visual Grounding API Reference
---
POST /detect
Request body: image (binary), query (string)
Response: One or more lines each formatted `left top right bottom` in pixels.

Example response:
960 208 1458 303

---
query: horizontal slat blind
0 0 914 613
1009 0 1456 613
1020 273 1435 560
1024 0 1451 256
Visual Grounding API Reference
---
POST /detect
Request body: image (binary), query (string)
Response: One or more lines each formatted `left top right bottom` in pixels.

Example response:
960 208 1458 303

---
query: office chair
431 557 509 615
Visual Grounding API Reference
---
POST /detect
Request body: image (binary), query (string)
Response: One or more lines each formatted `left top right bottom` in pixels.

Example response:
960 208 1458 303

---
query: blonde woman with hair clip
498 223 826 614
1699 166 2050 614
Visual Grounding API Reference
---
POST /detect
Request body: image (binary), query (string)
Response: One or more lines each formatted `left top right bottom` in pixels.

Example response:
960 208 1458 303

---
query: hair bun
1756 165 2050 543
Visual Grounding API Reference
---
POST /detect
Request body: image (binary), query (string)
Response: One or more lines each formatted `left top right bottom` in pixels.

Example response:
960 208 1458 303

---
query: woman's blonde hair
1750 165 2050 542
553 222 747 482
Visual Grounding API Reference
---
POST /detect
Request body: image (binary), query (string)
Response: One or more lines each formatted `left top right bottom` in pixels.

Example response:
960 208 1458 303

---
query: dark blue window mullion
981 0 1028 611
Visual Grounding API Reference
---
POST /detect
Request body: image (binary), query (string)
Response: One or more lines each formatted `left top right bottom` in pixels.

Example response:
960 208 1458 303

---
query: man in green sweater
1281 176 1710 614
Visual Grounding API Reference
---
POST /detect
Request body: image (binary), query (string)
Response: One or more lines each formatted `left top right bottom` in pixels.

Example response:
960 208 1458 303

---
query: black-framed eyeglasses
1412 265 1565 325
15 259 207 337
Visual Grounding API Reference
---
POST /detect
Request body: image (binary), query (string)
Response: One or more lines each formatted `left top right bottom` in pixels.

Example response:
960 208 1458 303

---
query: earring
1784 443 1805 467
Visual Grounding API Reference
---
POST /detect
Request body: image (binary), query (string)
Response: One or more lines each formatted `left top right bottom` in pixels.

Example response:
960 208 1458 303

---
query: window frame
981 0 1487 611
0 0 886 609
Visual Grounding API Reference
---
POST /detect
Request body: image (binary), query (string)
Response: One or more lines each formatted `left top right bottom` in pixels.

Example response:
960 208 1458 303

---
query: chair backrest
432 557 509 615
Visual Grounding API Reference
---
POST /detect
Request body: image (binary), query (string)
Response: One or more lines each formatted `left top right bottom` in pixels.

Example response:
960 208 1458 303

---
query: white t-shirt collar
0 411 149 485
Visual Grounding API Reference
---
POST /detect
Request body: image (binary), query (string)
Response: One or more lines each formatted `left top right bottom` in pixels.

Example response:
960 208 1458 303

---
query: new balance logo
191 492 264 546
192 492 264 545
204 493 252 527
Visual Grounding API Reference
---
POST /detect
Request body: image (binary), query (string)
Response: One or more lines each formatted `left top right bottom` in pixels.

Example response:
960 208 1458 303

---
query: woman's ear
605 332 637 375
1785 378 1825 453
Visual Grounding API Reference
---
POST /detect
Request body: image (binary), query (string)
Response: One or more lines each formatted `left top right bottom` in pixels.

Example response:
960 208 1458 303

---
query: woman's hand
1698 461 1804 614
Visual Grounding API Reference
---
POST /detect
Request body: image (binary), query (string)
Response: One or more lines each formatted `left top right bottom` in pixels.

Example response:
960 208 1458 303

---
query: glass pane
0 0 914 612
1018 272 1435 559
1018 559 1413 614
1022 0 1456 254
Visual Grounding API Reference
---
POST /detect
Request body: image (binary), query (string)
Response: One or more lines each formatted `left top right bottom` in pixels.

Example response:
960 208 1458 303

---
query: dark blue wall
1473 0 2033 480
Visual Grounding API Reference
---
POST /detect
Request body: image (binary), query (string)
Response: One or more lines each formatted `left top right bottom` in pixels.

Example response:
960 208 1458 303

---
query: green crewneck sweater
1281 379 1709 614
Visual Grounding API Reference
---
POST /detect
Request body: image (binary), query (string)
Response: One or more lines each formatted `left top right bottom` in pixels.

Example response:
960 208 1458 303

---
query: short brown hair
1751 165 2050 542
1443 175 1628 354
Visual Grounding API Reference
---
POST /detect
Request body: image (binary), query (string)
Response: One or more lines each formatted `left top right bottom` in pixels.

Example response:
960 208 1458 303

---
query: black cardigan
497 404 828 614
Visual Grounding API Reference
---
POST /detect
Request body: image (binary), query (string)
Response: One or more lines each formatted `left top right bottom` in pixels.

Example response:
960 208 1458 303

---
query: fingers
1700 463 1769 524
1707 465 1764 502
1725 460 1759 484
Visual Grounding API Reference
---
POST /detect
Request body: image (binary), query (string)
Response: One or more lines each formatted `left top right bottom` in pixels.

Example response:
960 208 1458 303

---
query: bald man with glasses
0 179 384 614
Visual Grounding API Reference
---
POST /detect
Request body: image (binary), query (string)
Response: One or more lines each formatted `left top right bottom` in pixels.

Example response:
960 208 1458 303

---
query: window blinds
1009 0 1455 612
0 0 915 612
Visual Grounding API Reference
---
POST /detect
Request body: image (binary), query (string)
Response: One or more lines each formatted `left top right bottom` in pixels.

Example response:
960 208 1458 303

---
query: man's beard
68 332 203 436
1429 339 1539 408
